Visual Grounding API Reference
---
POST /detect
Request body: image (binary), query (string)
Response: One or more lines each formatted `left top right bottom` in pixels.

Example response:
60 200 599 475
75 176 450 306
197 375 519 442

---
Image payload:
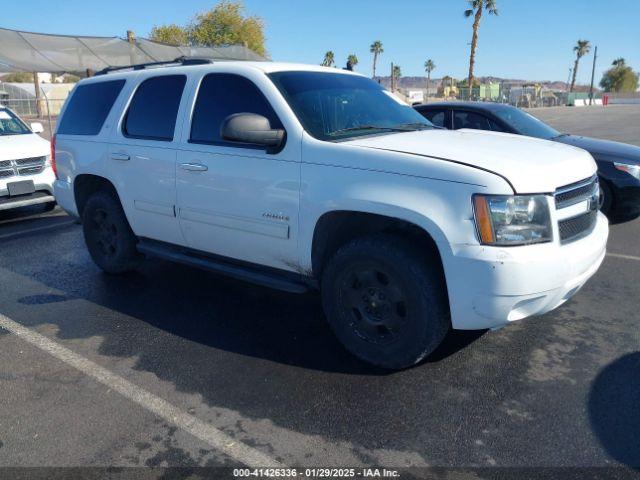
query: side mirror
30 122 44 134
221 113 284 151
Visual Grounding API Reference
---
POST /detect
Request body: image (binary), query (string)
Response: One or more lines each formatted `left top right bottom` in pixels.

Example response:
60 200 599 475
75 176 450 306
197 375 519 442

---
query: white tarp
0 27 266 73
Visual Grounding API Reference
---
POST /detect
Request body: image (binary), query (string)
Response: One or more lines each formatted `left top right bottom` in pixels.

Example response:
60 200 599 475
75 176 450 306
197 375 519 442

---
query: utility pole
127 30 136 66
589 45 598 106
391 62 395 92
566 67 572 92
32 72 43 118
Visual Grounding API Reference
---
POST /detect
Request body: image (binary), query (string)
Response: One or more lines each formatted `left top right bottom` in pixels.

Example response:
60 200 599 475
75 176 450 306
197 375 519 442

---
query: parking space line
0 220 77 241
0 312 284 468
607 252 640 262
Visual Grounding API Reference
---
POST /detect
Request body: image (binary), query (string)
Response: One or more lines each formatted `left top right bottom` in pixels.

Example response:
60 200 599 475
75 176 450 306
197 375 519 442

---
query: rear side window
124 75 186 141
57 80 125 135
190 73 282 146
421 109 446 128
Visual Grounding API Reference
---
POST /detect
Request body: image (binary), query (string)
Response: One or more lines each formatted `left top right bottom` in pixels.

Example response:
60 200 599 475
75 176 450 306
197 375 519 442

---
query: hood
0 133 50 161
553 134 640 164
344 129 597 193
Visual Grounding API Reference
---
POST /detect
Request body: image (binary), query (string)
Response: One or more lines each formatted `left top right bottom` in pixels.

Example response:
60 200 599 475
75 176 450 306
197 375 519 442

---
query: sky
2 0 639 85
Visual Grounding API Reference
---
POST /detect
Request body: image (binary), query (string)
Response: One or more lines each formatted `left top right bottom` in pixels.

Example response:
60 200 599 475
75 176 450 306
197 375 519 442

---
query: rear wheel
82 191 142 274
321 234 450 369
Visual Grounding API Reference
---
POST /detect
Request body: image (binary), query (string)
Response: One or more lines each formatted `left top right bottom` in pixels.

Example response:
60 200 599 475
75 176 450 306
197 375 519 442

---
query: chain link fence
0 81 70 138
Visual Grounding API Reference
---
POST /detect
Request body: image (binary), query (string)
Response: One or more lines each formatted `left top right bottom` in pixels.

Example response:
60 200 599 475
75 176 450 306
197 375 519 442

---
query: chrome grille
0 156 47 180
18 166 44 175
559 210 598 243
555 175 599 244
555 175 598 208
15 156 46 166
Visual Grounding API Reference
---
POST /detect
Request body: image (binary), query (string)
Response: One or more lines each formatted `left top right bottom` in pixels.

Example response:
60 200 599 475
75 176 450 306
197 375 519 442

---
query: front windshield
492 106 560 140
0 108 31 136
269 71 433 141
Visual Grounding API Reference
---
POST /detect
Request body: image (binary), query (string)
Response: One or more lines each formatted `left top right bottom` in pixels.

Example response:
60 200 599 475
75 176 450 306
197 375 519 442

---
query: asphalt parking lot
1 106 639 476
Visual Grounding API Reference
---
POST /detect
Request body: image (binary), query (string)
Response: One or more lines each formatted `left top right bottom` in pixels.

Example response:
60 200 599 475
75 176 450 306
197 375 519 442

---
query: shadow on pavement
588 352 640 469
13 259 483 375
0 230 510 458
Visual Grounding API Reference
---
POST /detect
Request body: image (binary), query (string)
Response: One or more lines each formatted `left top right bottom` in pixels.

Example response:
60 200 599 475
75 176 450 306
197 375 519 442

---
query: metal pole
589 46 598 106
391 62 394 92
40 87 53 138
33 72 43 118
127 30 136 66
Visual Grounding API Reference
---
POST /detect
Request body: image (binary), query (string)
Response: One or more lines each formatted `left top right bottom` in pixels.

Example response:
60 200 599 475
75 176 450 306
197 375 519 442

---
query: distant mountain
374 75 595 92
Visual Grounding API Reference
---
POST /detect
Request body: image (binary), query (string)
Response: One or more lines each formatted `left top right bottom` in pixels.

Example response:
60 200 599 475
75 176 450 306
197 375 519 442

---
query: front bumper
445 212 609 330
612 183 640 218
0 168 56 211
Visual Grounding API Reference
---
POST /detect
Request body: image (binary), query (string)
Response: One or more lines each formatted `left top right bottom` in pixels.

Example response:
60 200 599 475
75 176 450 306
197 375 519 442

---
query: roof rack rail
95 56 214 76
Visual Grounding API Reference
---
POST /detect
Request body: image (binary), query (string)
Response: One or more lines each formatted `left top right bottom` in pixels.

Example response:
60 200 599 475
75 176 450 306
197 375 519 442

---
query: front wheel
599 178 613 216
82 191 143 274
321 234 450 370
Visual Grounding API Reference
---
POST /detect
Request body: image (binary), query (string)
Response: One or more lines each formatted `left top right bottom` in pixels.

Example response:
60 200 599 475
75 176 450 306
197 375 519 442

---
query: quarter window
190 73 283 147
124 75 186 141
58 80 125 136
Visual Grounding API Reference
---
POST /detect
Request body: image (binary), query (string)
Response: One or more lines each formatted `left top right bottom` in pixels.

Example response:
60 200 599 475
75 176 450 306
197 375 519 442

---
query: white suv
0 107 55 212
53 60 608 369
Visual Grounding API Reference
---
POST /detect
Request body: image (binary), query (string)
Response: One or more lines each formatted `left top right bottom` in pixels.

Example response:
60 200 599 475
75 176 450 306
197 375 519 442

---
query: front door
176 73 300 272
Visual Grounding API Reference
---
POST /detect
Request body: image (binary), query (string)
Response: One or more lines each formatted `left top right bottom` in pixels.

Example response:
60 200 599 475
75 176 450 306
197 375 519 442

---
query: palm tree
321 51 335 67
347 54 359 71
424 59 436 96
370 40 384 79
570 40 591 92
612 57 626 67
464 0 498 93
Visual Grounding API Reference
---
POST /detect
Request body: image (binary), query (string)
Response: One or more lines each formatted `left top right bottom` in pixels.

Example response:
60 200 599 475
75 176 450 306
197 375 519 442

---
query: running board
137 240 310 294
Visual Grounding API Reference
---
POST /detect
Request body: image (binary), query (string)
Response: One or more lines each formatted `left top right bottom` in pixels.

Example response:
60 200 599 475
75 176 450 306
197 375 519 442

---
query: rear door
108 74 189 246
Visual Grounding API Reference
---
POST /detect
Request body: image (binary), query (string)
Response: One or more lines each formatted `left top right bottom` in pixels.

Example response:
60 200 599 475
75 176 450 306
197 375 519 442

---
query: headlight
614 161 640 180
473 194 553 246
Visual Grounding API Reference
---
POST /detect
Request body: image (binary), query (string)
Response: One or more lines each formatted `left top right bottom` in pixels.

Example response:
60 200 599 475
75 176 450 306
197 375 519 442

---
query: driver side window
190 73 283 147
453 111 494 131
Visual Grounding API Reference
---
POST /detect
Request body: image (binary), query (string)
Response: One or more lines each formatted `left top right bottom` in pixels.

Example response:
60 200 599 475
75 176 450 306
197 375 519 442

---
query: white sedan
0 107 55 212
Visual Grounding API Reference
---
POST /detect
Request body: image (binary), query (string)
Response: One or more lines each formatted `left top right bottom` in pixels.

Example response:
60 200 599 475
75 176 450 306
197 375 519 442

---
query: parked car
415 102 640 219
53 60 607 369
0 107 55 212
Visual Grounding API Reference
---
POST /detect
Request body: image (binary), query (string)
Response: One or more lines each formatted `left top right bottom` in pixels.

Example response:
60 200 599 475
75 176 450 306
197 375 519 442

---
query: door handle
111 152 130 161
180 162 208 172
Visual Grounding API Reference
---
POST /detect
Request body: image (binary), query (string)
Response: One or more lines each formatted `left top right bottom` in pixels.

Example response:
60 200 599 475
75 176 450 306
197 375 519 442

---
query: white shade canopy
0 27 266 73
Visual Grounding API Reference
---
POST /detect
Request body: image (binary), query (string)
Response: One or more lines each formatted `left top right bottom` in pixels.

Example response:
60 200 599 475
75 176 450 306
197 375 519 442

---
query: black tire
82 190 143 274
321 234 450 370
43 201 56 212
599 178 614 217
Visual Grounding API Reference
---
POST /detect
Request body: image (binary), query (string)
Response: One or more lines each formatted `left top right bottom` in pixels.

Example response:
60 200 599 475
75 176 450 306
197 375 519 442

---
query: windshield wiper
328 125 409 137
390 122 433 131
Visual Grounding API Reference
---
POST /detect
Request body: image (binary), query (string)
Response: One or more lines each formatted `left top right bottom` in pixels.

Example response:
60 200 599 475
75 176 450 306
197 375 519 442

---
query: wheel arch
310 208 450 283
73 174 120 218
